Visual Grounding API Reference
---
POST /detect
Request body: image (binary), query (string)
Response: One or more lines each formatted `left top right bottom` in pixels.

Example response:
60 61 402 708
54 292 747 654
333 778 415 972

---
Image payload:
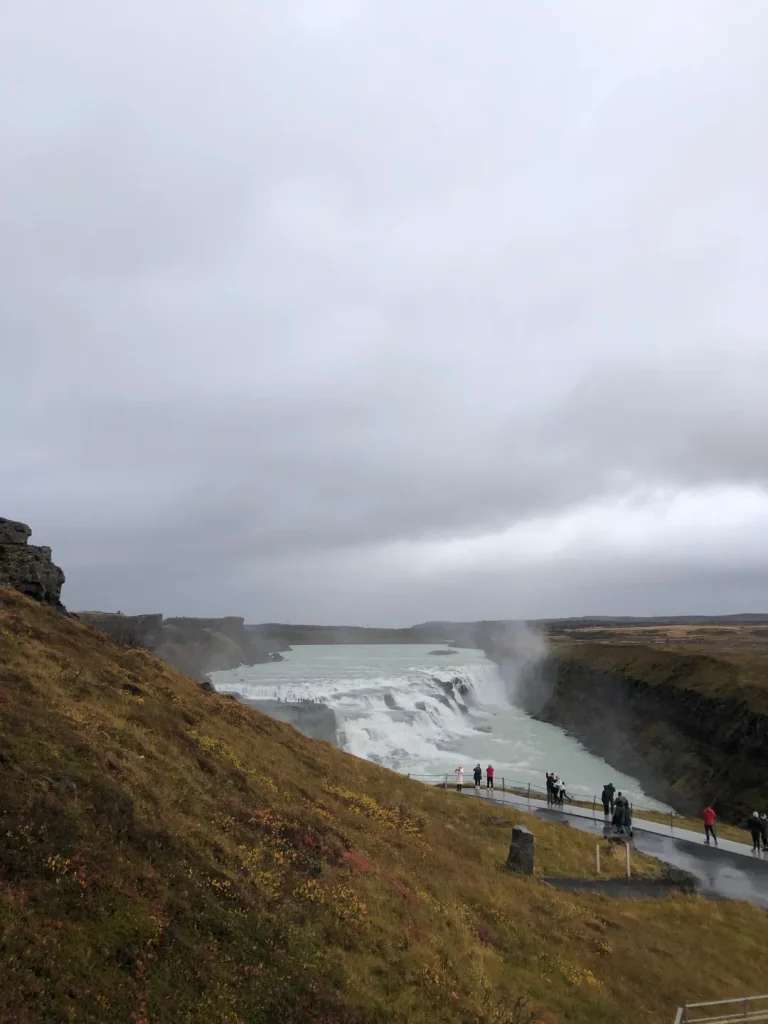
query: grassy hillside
1 589 767 1024
552 640 768 715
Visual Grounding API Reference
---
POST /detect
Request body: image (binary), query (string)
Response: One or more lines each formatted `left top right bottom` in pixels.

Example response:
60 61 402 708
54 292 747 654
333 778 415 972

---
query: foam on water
211 643 670 811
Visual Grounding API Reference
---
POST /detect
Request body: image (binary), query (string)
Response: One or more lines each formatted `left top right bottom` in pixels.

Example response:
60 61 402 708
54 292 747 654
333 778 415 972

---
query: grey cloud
4 1 768 621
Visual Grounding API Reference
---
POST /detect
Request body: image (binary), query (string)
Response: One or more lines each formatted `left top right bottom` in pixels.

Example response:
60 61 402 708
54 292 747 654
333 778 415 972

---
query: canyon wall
526 644 768 822
77 610 283 680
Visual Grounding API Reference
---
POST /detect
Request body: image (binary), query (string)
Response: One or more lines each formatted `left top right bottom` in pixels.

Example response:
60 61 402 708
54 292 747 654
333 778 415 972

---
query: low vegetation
1 589 767 1024
553 633 768 715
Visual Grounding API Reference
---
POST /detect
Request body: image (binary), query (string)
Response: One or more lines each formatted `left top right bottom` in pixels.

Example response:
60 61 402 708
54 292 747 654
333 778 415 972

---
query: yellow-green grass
1 588 767 1024
552 639 768 715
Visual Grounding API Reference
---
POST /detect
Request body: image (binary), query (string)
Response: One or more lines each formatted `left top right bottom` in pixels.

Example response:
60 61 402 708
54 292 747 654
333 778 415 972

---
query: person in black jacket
546 772 554 806
605 782 616 814
746 812 763 853
473 763 482 790
601 784 612 817
759 813 768 853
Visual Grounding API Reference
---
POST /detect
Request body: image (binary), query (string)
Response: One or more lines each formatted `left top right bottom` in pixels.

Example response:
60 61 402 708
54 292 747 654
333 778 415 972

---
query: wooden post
596 845 601 874
625 842 631 879
527 783 531 802
502 777 506 794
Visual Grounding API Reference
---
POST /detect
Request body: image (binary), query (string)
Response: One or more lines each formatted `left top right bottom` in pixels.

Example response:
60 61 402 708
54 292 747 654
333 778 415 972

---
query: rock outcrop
77 610 284 680
0 517 65 608
74 611 164 647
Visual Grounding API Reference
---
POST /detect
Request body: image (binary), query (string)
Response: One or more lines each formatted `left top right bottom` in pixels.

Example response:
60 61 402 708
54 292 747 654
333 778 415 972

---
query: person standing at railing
702 804 718 846
550 773 562 806
760 812 768 852
454 765 464 792
601 784 611 817
473 763 482 790
546 772 555 806
613 792 629 830
605 782 615 814
486 764 494 789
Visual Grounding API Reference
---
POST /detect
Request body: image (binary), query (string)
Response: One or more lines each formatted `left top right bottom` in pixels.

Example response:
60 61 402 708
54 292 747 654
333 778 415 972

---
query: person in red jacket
486 764 495 789
702 805 718 846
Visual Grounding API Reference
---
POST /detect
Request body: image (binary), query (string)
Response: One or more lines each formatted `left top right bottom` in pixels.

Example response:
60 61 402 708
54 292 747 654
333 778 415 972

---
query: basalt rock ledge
0 517 65 608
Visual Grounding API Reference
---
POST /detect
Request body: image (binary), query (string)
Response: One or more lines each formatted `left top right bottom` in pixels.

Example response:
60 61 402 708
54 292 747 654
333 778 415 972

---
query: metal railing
674 996 768 1023
406 772 538 796
404 771 706 837
404 772 667 816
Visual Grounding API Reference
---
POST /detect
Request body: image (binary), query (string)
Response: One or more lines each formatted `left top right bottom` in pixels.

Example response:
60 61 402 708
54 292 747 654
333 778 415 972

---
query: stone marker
506 825 535 875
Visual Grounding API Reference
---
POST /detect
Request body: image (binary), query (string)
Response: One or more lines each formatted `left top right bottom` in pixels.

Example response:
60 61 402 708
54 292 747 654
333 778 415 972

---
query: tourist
557 776 566 806
486 764 495 789
612 792 628 829
545 771 553 805
760 813 768 853
702 804 718 846
601 784 611 817
455 765 464 792
473 763 482 790
605 782 616 813
746 812 762 853
550 774 560 806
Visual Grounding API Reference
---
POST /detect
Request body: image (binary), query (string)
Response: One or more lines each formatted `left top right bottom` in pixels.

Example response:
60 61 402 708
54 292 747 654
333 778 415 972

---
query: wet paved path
459 787 768 909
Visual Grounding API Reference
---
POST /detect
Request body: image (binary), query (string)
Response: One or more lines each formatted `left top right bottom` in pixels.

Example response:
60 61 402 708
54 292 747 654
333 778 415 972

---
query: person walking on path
546 772 554 806
486 764 495 789
760 812 768 853
601 784 612 817
702 805 718 846
746 812 763 853
473 763 482 790
454 765 464 792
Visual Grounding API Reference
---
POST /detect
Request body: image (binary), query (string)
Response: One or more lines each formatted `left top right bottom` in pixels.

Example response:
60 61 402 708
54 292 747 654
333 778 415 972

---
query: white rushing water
211 643 670 810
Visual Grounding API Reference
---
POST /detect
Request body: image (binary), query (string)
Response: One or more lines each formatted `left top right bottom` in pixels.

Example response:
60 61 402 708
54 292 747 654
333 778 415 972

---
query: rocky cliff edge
0 516 65 608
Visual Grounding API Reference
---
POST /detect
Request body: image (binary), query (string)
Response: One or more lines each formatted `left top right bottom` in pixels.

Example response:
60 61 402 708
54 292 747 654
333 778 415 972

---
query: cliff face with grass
533 644 768 821
3 588 768 1024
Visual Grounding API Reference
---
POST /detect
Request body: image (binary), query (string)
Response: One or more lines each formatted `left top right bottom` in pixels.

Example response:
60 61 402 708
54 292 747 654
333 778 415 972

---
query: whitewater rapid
211 643 670 811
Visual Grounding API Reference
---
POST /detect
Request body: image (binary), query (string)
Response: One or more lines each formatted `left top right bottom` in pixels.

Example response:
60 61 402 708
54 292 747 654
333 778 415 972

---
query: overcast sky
4 1 768 623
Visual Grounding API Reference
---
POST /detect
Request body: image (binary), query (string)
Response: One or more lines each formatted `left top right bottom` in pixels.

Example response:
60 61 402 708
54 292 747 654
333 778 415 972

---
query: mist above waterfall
477 621 553 714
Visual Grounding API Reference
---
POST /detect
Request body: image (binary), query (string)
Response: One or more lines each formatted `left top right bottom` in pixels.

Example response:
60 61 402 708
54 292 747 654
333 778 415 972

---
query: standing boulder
0 518 66 608
506 825 535 875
